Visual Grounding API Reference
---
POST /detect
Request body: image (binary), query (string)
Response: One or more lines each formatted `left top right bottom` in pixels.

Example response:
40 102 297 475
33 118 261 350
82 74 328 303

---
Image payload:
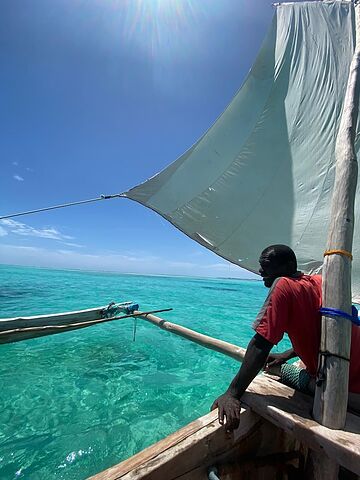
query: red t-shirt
254 274 360 393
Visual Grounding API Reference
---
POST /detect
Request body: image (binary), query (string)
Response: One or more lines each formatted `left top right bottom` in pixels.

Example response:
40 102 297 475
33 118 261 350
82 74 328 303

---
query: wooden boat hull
89 375 360 480
88 408 304 480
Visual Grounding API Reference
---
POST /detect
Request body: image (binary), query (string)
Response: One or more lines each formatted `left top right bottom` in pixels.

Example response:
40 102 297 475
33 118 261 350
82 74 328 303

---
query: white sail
123 2 360 302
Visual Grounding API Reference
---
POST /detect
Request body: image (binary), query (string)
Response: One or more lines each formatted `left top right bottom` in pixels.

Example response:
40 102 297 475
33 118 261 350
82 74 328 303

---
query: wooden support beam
127 309 246 362
313 3 360 429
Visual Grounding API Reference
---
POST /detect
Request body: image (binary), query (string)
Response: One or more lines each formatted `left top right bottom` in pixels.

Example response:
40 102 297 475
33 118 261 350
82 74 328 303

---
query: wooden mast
313 3 360 429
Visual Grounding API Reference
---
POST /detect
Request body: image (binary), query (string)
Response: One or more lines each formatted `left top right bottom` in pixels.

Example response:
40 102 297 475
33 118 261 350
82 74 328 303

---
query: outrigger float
2 1 360 478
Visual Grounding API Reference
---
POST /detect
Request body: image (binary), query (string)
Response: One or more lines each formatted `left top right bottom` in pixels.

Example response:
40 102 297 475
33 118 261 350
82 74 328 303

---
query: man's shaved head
259 245 298 287
260 245 297 270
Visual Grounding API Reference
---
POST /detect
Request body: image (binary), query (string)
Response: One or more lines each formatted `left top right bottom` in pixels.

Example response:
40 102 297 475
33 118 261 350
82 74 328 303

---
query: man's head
259 244 297 288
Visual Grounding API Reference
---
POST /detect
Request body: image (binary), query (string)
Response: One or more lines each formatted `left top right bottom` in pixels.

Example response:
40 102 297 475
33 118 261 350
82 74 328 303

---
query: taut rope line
0 193 126 220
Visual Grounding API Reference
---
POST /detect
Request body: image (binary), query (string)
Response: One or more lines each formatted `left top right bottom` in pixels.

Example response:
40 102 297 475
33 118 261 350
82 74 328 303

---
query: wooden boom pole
122 308 247 362
313 4 360 429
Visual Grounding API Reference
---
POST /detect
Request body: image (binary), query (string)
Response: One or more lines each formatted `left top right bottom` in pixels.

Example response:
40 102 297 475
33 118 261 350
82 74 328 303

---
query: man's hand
265 348 296 372
211 392 241 432
210 334 273 432
266 352 289 368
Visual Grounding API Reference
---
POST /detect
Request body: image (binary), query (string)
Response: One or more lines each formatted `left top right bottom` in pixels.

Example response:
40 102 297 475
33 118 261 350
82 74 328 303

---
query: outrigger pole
118 307 247 361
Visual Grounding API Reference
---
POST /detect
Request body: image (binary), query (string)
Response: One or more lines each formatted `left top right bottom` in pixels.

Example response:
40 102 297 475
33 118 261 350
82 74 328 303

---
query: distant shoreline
0 262 261 281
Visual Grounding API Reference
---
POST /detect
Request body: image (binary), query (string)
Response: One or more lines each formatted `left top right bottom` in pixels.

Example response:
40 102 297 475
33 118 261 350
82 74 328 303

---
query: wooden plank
122 420 296 480
88 408 261 480
304 450 338 480
242 375 360 476
89 410 220 480
313 3 360 430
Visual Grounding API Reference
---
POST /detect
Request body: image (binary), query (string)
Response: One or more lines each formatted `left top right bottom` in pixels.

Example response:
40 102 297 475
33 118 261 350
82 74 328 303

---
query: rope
103 302 140 340
315 305 357 386
102 301 133 319
320 305 360 326
133 317 137 342
323 249 353 260
318 350 350 362
0 193 125 220
316 350 350 386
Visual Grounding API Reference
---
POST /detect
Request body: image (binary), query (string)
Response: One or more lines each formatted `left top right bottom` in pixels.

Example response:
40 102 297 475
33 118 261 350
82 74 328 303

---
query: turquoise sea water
0 265 289 480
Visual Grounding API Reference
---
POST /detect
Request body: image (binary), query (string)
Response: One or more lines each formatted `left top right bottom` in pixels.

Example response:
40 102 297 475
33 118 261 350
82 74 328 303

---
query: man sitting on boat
211 244 360 431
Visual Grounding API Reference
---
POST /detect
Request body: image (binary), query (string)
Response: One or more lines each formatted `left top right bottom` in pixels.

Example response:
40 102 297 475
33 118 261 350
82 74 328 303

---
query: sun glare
121 0 201 55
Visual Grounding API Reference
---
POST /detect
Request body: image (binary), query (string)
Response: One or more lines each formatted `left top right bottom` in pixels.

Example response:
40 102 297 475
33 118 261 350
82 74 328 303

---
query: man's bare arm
211 333 273 431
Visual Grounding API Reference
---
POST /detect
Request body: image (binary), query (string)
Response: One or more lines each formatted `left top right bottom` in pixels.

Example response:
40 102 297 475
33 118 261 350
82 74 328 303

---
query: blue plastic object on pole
125 304 139 315
319 305 360 326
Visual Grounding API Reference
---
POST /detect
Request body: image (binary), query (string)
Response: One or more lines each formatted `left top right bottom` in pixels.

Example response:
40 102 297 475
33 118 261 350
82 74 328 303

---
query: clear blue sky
0 0 276 278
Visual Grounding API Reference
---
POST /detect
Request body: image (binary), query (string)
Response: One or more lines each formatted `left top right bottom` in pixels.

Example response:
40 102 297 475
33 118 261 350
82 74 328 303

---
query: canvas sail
123 2 360 302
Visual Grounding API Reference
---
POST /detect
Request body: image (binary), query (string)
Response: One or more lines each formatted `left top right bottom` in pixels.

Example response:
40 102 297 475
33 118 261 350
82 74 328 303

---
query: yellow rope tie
323 249 353 260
